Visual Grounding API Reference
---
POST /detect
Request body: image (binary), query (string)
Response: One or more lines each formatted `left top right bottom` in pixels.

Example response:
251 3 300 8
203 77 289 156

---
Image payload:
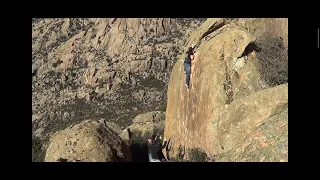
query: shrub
255 33 288 87
188 148 208 162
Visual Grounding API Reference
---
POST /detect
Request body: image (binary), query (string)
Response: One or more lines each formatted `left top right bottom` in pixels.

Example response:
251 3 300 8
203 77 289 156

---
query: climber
147 135 167 162
183 44 196 88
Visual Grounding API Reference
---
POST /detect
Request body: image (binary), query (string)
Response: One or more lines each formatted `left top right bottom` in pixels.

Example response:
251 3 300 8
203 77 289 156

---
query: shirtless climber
182 44 196 88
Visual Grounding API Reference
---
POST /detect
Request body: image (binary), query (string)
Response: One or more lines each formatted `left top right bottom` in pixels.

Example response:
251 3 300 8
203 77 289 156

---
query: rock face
163 18 288 162
32 18 205 161
45 120 131 162
216 106 288 162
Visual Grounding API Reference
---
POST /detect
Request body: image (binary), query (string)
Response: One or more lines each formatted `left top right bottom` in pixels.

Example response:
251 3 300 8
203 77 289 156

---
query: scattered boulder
120 111 165 143
45 120 131 162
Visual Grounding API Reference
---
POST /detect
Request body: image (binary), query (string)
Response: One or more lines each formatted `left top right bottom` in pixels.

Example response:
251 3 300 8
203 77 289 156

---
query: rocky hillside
43 111 165 162
163 18 288 162
33 18 288 162
32 18 205 161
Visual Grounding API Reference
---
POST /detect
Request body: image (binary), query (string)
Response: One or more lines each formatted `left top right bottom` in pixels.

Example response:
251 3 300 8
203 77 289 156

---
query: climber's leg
183 60 187 74
185 62 191 88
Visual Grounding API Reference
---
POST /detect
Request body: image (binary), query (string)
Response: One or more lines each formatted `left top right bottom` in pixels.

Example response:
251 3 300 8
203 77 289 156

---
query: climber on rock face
147 135 167 162
183 44 195 88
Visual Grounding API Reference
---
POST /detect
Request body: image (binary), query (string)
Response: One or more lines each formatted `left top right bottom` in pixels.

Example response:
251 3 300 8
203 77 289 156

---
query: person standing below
147 136 167 162
147 138 153 162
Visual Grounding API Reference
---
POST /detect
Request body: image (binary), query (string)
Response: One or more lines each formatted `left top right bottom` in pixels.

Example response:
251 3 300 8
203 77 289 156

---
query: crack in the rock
219 43 234 105
111 18 117 24
239 42 261 58
200 21 225 40
161 19 166 33
193 20 226 50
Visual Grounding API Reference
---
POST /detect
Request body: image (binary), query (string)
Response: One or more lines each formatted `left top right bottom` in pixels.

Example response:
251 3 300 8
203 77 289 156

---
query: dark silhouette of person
147 136 167 162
